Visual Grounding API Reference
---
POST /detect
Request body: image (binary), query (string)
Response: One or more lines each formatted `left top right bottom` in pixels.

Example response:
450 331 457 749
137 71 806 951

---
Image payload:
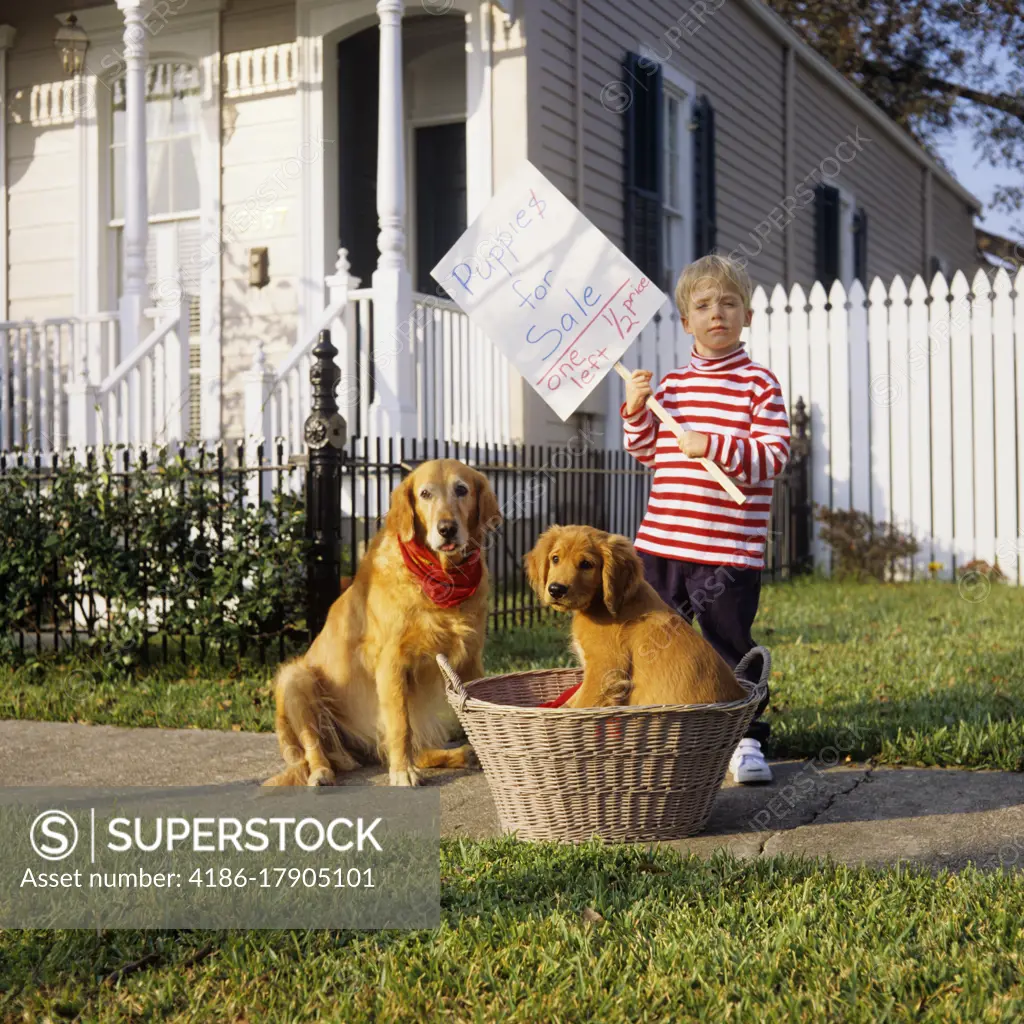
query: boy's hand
677 431 709 458
624 369 653 416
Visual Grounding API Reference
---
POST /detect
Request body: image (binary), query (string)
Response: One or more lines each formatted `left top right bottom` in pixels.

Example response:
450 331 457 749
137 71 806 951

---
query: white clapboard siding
971 268 997 567
887 276 912 570
827 278 851 514
807 280 831 571
848 278 870 516
928 272 954 580
992 268 1018 585
867 276 891 526
949 270 975 571
908 274 933 573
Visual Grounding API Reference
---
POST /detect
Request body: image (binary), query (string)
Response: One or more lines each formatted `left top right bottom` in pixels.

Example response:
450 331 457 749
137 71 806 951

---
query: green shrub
0 447 309 666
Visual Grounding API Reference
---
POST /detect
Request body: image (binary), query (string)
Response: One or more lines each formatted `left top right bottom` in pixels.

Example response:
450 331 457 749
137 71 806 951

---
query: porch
0 0 519 453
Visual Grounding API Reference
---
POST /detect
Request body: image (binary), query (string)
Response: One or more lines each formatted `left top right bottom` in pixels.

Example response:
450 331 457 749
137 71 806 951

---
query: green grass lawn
3 842 1023 1022
2 577 1021 770
2 579 1023 1021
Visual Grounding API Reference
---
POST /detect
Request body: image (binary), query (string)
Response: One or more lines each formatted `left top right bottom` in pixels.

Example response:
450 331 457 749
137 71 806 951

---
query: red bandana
398 535 484 608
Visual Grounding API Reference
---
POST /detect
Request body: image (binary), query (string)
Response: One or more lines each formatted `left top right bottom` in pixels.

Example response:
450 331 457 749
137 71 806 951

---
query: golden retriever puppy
524 525 746 708
265 459 501 787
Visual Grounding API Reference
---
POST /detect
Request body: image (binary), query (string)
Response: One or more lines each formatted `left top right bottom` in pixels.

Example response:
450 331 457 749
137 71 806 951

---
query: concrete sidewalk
2 719 1022 873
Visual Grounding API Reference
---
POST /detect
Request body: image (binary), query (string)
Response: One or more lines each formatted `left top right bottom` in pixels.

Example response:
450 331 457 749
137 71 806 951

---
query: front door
414 121 466 293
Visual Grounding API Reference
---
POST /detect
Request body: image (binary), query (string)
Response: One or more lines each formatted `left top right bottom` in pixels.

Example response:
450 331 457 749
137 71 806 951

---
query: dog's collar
398 535 483 607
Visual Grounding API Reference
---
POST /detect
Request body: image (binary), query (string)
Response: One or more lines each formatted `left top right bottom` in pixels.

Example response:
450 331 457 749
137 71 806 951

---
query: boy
620 254 790 783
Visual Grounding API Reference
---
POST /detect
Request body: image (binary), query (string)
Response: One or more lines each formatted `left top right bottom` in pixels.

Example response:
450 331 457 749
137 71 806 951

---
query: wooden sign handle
613 362 746 506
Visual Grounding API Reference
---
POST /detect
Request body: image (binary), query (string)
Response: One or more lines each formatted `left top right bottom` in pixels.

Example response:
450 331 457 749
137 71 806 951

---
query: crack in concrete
755 829 781 856
804 763 875 829
759 763 875 858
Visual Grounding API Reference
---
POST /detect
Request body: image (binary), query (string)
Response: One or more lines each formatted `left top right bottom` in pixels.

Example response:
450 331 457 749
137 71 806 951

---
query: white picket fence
619 268 1024 583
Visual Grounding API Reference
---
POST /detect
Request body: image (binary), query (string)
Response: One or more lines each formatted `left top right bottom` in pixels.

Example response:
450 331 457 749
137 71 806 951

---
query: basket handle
734 645 772 690
436 653 469 710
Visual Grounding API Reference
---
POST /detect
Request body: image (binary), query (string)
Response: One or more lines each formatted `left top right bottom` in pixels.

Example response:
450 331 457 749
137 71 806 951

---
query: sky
930 38 1021 241
936 124 1022 241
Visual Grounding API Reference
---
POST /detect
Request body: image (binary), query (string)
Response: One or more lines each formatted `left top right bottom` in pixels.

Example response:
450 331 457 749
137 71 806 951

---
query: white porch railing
76 293 192 449
411 292 512 445
248 249 514 460
0 314 119 451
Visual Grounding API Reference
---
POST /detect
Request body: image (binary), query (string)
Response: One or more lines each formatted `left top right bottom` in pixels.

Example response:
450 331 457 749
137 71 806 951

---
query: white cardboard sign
430 161 668 421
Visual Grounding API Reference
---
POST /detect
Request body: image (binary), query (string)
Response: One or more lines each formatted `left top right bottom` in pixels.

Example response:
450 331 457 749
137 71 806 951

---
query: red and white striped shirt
620 346 791 569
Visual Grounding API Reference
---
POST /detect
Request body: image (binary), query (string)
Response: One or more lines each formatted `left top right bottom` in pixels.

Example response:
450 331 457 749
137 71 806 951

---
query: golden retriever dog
265 458 501 787
524 525 746 708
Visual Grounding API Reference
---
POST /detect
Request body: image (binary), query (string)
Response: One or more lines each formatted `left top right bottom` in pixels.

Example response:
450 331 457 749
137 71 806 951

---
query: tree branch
860 58 1024 121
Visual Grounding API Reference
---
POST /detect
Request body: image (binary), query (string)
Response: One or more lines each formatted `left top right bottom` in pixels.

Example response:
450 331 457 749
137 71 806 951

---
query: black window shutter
623 51 663 285
853 206 868 285
692 95 717 258
815 184 841 288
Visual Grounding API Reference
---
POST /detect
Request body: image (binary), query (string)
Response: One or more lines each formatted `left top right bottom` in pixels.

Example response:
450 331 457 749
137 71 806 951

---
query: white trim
783 44 795 286
295 0 491 340
66 0 225 37
837 184 856 289
223 43 298 98
0 25 14 321
574 0 583 206
465 2 493 221
661 61 696 276
66 2 222 439
74 76 100 322
738 0 981 212
923 168 933 278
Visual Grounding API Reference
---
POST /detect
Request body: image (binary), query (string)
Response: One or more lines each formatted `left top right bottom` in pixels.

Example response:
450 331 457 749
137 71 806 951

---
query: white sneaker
729 738 773 784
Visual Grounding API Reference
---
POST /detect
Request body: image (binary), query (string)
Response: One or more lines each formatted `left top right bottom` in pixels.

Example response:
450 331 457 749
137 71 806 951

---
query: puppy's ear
599 533 644 617
385 474 417 542
523 526 560 595
469 468 502 541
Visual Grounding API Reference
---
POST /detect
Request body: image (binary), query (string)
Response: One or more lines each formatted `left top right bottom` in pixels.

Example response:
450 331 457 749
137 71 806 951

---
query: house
976 227 1024 272
0 0 982 456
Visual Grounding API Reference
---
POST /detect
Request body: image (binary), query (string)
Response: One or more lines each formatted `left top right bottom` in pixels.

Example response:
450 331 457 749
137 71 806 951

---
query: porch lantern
55 14 89 77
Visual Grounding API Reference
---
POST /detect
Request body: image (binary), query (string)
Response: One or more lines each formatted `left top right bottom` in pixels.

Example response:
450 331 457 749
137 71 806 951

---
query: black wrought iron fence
0 334 811 666
303 333 812 637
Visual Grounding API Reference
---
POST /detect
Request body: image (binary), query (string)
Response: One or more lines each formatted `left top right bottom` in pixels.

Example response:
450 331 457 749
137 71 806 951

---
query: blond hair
674 253 753 318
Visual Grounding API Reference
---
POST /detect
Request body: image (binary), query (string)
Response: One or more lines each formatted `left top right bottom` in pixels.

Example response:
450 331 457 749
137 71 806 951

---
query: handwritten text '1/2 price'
601 276 651 340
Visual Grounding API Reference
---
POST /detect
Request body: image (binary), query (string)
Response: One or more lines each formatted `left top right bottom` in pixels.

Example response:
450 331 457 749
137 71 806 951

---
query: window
110 63 201 303
110 62 202 437
111 63 200 219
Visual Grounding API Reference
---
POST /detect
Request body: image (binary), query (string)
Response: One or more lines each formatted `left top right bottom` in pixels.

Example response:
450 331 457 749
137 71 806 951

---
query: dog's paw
452 744 479 769
307 767 336 787
389 766 422 787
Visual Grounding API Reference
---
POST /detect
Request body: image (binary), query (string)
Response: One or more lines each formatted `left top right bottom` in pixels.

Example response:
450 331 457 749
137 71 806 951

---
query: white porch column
370 0 416 441
0 25 16 321
116 0 149 355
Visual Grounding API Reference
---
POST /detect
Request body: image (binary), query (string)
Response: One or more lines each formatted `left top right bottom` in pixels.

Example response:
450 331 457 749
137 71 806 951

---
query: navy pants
638 552 770 743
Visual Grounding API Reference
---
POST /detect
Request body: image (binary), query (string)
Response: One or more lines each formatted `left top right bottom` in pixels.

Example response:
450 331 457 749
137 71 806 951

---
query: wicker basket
437 647 770 843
